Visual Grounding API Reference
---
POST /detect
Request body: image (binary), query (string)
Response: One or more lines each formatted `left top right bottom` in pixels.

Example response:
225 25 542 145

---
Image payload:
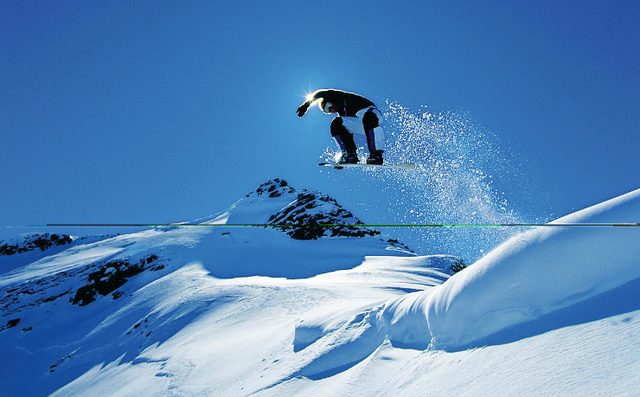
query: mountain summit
202 178 412 251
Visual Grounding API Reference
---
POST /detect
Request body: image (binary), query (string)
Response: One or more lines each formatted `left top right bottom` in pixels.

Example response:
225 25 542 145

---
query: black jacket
297 89 375 117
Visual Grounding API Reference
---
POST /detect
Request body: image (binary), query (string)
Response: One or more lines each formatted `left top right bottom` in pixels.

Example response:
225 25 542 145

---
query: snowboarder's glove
297 102 310 117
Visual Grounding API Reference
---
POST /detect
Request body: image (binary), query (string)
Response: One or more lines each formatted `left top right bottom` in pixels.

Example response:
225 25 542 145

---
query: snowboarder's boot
332 125 359 164
367 150 384 165
338 150 359 164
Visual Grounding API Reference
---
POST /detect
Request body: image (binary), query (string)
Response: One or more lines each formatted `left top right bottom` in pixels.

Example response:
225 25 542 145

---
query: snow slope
1 180 639 396
425 188 640 350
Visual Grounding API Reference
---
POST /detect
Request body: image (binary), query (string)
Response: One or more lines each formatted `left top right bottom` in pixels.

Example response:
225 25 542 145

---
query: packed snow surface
1 181 639 396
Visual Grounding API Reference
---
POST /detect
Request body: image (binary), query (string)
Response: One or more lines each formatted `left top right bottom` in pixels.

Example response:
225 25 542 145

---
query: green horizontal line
21 222 640 228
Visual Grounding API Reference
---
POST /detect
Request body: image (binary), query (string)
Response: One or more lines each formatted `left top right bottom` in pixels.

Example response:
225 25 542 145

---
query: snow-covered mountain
1 180 639 396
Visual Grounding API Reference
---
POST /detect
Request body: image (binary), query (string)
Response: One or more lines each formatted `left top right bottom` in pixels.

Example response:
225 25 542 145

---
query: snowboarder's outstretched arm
297 90 330 117
297 89 374 118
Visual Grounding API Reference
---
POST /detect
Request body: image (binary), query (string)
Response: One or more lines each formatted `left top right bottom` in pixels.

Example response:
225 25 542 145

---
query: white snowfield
1 182 639 396
425 187 640 350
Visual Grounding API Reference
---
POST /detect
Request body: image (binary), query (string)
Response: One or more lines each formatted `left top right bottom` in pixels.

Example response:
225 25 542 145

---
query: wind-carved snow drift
423 187 640 350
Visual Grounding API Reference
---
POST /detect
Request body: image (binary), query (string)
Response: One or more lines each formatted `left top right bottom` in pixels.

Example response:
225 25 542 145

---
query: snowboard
318 162 416 170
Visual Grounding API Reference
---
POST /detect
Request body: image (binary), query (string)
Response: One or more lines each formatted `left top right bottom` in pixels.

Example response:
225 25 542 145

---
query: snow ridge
425 187 640 350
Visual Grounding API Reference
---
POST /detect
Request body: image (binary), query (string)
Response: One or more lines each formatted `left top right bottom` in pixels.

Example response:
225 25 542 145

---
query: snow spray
322 101 546 263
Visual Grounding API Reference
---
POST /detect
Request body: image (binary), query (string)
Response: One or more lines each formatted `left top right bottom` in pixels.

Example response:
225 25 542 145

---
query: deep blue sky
2 1 639 241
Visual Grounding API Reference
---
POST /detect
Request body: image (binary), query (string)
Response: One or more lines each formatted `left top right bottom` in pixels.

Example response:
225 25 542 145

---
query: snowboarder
297 89 385 165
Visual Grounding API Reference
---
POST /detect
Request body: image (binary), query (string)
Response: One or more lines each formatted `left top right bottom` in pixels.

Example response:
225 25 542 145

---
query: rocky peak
244 179 383 241
248 178 295 198
266 190 380 240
